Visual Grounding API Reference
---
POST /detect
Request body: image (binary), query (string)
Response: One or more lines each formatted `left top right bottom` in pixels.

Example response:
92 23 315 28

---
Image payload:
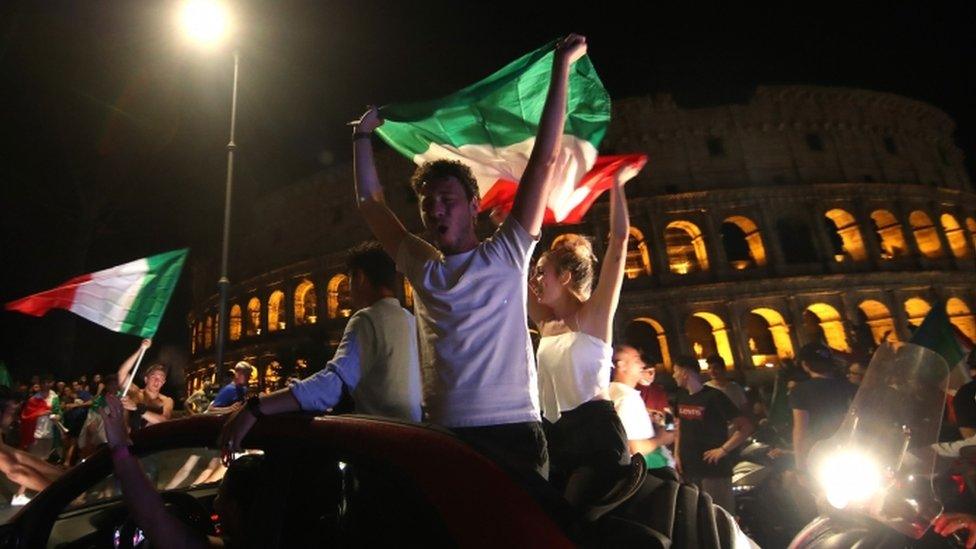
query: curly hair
541 233 598 301
409 159 479 201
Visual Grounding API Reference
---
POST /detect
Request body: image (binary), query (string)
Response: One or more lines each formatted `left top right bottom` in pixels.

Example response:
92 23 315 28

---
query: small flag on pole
6 249 188 339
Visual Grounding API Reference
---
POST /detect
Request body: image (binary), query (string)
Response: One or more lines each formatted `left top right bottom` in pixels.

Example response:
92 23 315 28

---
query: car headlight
816 449 882 509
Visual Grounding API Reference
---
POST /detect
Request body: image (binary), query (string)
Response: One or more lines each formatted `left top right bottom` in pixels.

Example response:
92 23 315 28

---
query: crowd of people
2 33 976 547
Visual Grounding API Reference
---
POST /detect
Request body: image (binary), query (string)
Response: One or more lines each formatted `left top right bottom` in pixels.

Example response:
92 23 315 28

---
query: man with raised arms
350 34 587 481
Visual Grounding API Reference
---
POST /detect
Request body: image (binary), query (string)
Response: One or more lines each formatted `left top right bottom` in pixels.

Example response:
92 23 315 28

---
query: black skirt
543 399 630 495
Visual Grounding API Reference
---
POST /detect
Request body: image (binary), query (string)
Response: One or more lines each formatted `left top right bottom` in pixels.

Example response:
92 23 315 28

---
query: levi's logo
679 404 705 421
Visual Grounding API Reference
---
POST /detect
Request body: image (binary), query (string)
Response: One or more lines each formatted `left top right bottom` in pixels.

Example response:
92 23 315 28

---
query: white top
608 381 654 440
706 380 748 411
291 298 422 421
537 330 613 423
396 218 540 428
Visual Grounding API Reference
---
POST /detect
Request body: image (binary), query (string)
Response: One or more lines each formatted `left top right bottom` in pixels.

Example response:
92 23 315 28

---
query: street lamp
179 0 238 377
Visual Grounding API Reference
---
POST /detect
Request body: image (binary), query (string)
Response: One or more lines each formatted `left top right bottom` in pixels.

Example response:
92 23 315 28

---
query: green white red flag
376 39 646 225
5 249 188 338
910 303 975 369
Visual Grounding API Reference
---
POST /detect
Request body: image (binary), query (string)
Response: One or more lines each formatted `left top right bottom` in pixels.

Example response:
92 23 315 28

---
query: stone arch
824 208 868 262
685 312 734 367
857 300 897 345
229 304 242 341
665 220 709 274
246 297 261 336
940 213 970 258
870 209 908 260
204 315 214 349
294 279 318 325
904 297 932 327
723 216 767 268
625 227 652 278
776 218 819 264
908 210 944 258
967 217 976 254
946 298 976 343
747 308 795 364
268 290 285 332
328 274 352 319
625 317 672 370
803 303 850 352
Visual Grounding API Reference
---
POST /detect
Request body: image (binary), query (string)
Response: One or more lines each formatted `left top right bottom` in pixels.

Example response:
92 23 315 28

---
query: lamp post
179 0 236 376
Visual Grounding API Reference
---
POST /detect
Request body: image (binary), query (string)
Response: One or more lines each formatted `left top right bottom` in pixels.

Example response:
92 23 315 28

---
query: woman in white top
529 176 631 510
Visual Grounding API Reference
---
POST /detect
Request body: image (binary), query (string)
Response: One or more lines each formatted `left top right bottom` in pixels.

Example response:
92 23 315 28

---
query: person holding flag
117 339 173 430
350 34 588 482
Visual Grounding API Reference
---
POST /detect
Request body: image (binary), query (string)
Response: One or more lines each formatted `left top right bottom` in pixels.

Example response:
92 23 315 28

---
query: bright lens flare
817 449 883 509
179 0 231 46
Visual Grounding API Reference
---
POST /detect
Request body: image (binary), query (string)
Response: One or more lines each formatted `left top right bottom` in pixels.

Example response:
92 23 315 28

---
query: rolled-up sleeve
290 314 374 412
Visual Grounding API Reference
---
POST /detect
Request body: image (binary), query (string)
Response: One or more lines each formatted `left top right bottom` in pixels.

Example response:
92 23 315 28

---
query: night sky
1 1 973 385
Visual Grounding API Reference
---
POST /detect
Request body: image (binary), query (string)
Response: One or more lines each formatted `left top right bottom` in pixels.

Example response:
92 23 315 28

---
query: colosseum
185 85 976 393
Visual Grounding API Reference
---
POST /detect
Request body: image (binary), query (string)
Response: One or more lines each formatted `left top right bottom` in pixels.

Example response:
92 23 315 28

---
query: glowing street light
179 0 232 47
178 0 240 377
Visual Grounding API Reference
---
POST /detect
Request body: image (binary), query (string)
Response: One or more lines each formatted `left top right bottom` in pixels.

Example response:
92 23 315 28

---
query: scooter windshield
809 342 948 539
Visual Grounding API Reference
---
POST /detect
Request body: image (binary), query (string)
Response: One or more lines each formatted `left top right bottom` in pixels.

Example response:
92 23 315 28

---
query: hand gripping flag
6 249 188 339
376 39 647 225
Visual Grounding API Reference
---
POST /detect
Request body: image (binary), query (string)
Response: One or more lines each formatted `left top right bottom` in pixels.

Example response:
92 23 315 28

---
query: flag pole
120 345 148 396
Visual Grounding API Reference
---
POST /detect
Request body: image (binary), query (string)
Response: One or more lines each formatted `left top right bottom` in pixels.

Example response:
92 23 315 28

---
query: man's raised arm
509 34 588 237
117 339 151 393
353 107 410 258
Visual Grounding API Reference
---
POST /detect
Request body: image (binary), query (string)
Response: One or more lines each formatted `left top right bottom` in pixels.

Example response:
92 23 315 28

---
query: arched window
870 210 908 260
746 308 795 366
294 280 318 325
803 303 850 352
776 218 819 264
857 300 898 345
246 297 261 336
909 211 943 258
204 315 214 349
623 227 653 278
624 318 672 370
940 214 970 258
402 277 414 308
685 312 734 367
328 274 352 319
665 221 709 274
196 321 204 351
904 297 932 328
824 209 868 262
268 291 285 332
722 216 767 269
229 304 242 341
190 323 198 354
947 298 976 343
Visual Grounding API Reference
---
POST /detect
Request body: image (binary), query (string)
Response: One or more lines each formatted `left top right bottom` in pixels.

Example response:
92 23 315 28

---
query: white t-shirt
609 382 654 440
396 218 539 428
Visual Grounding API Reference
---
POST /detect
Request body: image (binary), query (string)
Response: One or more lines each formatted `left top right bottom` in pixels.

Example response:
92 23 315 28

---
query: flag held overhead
6 249 188 339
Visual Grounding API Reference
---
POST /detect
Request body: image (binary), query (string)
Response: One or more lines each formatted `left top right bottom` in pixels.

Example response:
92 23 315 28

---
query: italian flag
376 39 647 225
910 302 975 369
5 249 188 338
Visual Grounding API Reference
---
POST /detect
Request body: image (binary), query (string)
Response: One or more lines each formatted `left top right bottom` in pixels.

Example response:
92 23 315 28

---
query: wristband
111 445 132 460
245 396 264 418
352 131 372 141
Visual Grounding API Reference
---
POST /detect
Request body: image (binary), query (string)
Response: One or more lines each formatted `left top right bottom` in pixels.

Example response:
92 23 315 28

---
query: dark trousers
451 421 550 481
544 400 631 508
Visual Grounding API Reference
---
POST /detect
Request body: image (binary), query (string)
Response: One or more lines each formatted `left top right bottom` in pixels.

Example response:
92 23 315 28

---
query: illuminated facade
187 85 976 391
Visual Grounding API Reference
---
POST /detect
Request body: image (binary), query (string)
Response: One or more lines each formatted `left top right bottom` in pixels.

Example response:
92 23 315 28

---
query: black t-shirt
789 377 857 444
676 385 741 477
954 380 976 430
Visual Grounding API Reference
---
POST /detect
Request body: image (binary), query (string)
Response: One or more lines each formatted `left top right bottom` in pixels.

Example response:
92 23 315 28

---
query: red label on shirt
679 404 705 421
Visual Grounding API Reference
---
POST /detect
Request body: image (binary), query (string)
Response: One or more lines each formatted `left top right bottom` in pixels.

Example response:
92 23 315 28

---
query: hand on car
933 513 976 548
100 395 131 450
217 405 258 466
702 447 728 464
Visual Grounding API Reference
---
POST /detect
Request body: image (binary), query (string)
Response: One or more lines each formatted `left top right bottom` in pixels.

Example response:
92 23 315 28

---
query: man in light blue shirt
218 242 421 455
